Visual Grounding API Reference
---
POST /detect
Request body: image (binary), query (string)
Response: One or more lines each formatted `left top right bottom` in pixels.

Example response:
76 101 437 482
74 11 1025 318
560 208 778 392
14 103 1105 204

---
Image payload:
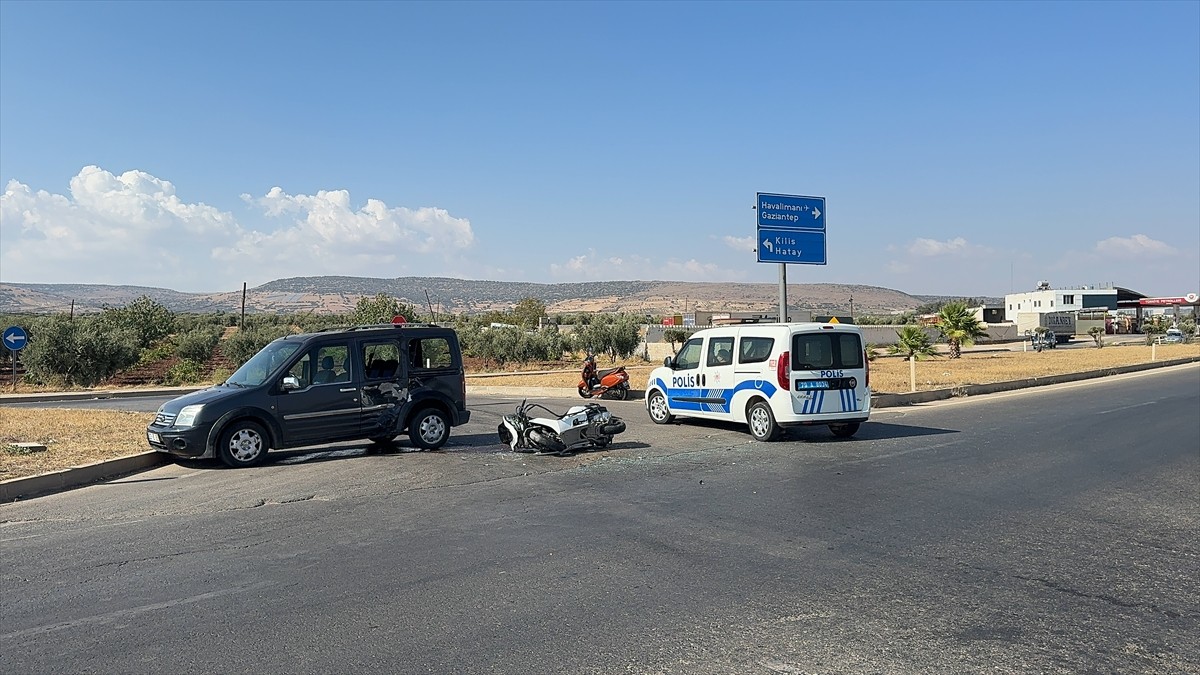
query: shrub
164 359 207 386
175 326 223 362
22 315 141 387
97 295 176 349
220 325 297 368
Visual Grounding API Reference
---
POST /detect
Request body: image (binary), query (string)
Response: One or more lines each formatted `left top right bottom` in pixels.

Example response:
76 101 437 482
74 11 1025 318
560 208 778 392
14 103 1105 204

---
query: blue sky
1 0 1197 299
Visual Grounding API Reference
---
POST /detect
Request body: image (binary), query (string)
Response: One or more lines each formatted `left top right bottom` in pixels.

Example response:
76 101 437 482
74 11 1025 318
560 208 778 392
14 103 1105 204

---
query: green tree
510 297 547 329
350 294 418 325
935 301 987 358
22 315 141 387
220 325 296 368
99 295 176 349
573 315 641 363
175 325 224 362
1087 326 1106 348
888 326 939 360
662 328 693 350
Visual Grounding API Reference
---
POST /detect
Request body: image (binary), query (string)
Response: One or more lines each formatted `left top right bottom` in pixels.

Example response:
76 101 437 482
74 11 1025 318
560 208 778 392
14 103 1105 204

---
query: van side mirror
281 375 301 391
663 356 674 369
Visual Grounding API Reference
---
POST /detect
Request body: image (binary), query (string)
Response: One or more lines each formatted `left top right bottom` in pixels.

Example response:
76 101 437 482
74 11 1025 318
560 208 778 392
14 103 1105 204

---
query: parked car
1162 328 1185 344
146 323 470 467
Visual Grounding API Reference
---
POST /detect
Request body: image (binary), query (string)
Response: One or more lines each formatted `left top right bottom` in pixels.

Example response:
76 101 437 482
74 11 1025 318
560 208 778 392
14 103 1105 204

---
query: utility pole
779 264 787 323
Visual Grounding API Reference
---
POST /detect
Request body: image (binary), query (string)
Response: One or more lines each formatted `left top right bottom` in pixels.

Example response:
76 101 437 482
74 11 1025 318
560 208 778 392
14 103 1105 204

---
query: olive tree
351 293 419 325
21 315 140 387
99 295 176 349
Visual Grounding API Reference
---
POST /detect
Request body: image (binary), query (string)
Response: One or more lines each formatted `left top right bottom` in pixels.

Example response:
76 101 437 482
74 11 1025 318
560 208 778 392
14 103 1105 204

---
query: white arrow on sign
4 333 24 347
812 207 821 220
762 239 774 253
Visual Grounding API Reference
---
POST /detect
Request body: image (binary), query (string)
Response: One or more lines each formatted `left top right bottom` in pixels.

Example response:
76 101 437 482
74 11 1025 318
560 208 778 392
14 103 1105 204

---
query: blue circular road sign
3 326 28 352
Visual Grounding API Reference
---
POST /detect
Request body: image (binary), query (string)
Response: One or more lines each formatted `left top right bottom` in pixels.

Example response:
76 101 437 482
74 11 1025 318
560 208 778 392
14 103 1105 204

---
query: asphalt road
2 366 1198 674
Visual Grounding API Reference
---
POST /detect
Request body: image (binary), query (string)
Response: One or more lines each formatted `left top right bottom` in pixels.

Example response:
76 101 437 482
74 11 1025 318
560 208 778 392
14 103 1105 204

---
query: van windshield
226 341 302 387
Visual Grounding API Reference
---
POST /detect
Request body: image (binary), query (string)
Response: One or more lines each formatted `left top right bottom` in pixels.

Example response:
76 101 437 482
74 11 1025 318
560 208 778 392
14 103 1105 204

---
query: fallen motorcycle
577 365 630 400
498 399 627 455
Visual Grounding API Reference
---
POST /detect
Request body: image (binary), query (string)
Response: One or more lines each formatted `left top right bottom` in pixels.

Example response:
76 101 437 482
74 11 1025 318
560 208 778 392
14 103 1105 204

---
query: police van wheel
829 422 860 439
647 391 674 424
748 401 780 442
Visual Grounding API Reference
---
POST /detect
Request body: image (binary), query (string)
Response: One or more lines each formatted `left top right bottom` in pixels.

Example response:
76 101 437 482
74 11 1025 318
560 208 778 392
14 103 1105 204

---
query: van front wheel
830 422 860 439
748 402 780 442
647 390 674 424
218 421 269 468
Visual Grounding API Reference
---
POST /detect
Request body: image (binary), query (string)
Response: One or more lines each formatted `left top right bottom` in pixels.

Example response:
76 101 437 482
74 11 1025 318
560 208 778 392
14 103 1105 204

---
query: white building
1003 281 1118 322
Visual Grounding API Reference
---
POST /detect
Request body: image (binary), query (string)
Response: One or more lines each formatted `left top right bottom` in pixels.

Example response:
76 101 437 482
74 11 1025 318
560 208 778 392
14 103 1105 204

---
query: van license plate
147 432 161 443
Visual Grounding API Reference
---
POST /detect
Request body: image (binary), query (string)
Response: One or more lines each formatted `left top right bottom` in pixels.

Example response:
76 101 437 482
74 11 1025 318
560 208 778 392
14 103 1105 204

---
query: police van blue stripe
656 378 779 415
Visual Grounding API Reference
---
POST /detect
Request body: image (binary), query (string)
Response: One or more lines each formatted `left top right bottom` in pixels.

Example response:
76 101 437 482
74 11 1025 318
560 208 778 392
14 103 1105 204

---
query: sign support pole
778 263 787 323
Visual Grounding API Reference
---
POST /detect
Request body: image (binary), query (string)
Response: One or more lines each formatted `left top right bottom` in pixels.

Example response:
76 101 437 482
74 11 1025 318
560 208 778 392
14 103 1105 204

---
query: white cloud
223 187 475 271
0 167 241 288
0 166 476 291
906 237 973 257
1093 234 1175 258
721 235 756 252
549 250 743 282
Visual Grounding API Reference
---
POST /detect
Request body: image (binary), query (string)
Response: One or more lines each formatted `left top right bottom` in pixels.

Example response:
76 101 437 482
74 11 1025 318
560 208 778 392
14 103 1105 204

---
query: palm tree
889 326 939 360
936 301 987 358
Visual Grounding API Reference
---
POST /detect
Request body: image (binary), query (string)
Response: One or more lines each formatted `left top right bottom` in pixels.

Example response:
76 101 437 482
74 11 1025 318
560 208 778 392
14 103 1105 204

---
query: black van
146 324 470 467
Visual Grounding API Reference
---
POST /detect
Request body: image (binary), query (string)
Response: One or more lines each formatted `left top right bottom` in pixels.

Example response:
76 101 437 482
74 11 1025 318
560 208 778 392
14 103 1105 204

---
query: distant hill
0 276 995 316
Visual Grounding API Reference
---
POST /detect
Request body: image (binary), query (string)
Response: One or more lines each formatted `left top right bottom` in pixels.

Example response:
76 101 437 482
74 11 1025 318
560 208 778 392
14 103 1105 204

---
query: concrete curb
3 357 1196 503
871 356 1199 408
1 452 168 503
0 387 201 404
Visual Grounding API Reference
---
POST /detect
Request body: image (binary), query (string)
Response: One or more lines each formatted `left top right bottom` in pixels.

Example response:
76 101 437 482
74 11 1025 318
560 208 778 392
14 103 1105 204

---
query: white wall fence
646 324 1022 346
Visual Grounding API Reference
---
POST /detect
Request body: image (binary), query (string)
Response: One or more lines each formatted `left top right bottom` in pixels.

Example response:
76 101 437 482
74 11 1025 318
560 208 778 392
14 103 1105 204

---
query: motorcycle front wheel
578 386 591 398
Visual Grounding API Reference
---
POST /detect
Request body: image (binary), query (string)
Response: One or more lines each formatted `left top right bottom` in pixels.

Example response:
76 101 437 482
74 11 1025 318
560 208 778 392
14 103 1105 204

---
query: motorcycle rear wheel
528 427 566 453
609 384 629 401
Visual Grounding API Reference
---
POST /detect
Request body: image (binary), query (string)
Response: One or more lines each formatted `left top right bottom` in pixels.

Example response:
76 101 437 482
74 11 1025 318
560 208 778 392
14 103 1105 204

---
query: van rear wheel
748 401 780 442
830 422 860 438
409 408 449 450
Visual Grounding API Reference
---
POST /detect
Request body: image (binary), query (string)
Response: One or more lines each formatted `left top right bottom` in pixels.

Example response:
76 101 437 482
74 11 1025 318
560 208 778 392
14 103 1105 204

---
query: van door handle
339 388 356 393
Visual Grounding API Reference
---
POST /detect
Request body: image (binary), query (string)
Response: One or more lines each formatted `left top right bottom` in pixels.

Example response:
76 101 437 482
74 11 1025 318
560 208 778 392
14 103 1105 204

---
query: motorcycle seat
597 367 624 379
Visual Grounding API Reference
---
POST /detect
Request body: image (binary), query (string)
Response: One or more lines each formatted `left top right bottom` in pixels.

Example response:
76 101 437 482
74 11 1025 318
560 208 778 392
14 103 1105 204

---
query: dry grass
474 344 1200 393
1 409 154 481
2 343 1196 483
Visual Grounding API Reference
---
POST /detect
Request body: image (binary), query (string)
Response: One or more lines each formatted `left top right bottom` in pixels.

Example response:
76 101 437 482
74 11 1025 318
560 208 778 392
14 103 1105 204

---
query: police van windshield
226 341 302 387
792 333 863 371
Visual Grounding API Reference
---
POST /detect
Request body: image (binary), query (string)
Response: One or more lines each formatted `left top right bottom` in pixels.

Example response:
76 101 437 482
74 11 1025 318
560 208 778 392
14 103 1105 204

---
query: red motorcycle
577 360 630 400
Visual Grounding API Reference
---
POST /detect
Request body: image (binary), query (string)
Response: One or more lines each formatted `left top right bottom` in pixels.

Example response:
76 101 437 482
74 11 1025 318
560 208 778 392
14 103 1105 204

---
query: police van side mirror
281 375 301 391
663 356 675 369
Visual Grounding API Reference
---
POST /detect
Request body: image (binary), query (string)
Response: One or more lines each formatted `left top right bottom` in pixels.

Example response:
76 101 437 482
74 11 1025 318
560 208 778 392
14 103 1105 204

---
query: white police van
645 322 870 441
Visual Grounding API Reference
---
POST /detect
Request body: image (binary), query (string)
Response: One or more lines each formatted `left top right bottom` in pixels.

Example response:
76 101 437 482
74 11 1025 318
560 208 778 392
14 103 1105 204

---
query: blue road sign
756 228 827 265
757 193 825 231
3 325 28 352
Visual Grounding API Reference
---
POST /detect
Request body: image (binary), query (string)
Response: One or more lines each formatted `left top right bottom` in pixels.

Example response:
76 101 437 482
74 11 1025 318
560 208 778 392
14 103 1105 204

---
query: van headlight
175 404 204 428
